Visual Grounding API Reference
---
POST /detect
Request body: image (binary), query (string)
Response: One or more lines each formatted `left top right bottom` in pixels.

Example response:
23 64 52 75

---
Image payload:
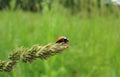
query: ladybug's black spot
64 38 69 43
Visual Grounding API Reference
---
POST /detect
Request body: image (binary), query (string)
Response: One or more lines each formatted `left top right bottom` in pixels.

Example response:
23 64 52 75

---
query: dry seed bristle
0 43 69 72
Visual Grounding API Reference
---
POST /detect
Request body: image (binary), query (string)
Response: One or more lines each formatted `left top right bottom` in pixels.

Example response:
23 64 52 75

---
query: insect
56 36 69 44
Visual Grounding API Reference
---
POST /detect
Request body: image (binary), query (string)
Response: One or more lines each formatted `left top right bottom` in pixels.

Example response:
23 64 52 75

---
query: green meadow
0 9 120 77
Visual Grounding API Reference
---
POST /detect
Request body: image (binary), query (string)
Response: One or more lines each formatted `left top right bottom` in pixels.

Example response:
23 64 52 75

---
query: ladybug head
56 36 69 44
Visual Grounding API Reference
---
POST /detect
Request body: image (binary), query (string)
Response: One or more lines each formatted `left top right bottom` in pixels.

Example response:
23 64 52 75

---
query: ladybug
56 36 69 43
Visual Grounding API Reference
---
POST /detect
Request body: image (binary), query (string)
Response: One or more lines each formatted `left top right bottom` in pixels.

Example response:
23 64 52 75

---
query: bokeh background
0 0 120 77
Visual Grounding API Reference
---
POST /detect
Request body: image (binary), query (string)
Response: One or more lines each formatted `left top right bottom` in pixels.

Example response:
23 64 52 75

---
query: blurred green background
0 0 120 77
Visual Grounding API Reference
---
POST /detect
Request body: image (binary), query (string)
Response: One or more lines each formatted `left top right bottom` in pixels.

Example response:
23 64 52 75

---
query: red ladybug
56 36 69 43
